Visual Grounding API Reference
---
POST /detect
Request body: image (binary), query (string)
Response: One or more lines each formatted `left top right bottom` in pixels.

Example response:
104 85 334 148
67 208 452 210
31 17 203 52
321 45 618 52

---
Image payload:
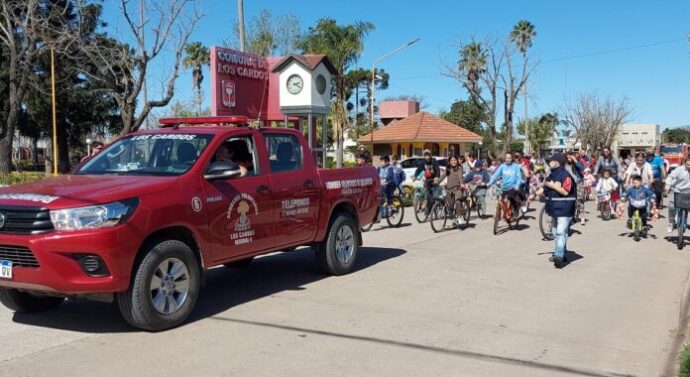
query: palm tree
183 42 210 115
458 42 487 104
297 18 375 167
510 20 536 153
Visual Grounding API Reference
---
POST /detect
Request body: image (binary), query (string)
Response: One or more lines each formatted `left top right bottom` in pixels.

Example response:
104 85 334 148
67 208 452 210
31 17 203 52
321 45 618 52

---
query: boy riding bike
377 155 396 217
464 160 491 217
415 149 441 215
624 175 655 231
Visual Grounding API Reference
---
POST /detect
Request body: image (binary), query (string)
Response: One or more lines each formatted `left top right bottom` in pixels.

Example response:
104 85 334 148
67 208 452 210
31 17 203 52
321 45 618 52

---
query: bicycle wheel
601 202 612 221
539 206 554 240
461 199 471 227
414 195 429 223
678 210 686 250
493 202 501 235
386 196 405 228
401 186 414 206
633 216 642 242
430 201 447 233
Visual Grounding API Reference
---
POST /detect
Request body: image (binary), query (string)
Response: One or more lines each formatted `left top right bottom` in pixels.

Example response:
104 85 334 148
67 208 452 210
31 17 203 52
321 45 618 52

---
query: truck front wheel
0 288 64 313
117 240 201 331
315 213 359 275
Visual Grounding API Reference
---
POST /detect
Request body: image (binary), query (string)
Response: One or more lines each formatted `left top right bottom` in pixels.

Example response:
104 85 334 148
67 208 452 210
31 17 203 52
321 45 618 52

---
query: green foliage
326 157 357 169
439 99 486 134
510 20 537 55
680 344 690 377
0 173 45 186
517 113 558 155
231 10 301 56
663 127 690 144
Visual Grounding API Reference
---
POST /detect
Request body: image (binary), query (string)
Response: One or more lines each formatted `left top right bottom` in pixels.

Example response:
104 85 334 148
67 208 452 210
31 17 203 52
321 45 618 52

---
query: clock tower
272 55 336 166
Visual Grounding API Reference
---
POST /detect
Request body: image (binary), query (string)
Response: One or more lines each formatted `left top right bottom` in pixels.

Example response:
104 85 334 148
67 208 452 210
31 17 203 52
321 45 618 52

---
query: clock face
315 75 327 95
286 74 303 95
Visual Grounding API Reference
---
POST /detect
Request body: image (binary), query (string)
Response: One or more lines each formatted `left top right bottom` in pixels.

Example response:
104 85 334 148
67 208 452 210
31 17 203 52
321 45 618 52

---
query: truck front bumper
0 226 140 295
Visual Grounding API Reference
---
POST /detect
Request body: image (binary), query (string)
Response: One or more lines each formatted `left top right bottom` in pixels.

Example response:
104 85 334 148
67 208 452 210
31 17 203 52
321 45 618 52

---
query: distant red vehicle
660 143 688 170
0 116 379 331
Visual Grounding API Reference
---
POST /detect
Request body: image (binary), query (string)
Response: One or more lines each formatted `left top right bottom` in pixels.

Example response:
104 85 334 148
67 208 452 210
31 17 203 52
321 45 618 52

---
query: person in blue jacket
489 152 526 215
543 153 577 269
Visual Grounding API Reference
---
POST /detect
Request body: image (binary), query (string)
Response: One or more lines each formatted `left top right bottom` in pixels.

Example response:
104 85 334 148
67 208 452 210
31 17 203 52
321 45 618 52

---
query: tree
503 20 537 154
297 18 375 167
517 113 557 156
562 93 632 152
663 126 690 144
183 42 209 115
439 99 485 134
510 20 537 153
448 38 502 156
0 0 85 173
82 0 202 135
228 9 301 56
345 67 390 140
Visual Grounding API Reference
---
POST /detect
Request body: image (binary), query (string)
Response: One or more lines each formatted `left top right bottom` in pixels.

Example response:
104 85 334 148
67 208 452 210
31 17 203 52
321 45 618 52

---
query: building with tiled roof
358 111 482 159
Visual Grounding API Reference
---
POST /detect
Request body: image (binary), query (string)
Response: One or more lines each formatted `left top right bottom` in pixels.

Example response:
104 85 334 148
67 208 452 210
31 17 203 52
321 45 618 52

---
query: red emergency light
159 116 249 127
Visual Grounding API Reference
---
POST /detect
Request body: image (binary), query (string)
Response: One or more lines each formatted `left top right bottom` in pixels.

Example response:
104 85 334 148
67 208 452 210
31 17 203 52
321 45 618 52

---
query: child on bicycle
624 175 655 229
378 155 396 217
463 160 491 217
443 155 465 227
583 168 595 201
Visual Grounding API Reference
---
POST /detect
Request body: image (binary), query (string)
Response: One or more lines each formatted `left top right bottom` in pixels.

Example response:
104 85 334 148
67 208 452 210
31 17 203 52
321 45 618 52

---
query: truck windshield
77 134 213 176
661 145 683 154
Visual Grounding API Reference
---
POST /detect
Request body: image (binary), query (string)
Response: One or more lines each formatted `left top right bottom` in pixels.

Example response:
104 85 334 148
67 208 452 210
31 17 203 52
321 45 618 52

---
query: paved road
1 201 690 377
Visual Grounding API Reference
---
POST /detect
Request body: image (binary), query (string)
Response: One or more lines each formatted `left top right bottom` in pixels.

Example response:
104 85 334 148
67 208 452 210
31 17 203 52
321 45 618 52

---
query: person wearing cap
543 153 577 268
464 159 491 217
414 149 441 215
488 152 526 215
357 145 371 166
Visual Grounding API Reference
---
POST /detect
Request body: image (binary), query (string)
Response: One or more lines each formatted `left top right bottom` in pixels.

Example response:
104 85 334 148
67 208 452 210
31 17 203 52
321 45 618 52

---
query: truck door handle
304 179 315 188
256 185 270 194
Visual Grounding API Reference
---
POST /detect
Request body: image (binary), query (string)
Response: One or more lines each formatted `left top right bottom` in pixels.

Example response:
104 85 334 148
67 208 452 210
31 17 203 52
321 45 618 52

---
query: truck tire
117 240 201 331
315 213 359 276
0 288 64 313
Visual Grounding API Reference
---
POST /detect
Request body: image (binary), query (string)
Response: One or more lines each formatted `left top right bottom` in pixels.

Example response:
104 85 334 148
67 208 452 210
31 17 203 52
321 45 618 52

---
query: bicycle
493 189 522 235
539 195 582 241
361 190 405 232
596 191 613 220
674 192 690 250
621 195 646 242
429 187 470 233
413 180 438 223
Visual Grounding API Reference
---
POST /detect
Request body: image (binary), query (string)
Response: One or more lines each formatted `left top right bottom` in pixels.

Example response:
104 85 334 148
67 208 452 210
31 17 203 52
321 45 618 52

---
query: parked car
0 116 379 331
398 157 448 205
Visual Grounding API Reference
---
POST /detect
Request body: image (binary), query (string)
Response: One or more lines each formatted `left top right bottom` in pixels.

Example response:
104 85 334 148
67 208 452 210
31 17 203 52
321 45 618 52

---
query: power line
542 38 686 63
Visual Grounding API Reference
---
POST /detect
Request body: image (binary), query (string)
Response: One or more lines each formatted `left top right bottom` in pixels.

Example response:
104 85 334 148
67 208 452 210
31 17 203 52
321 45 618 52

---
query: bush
0 173 46 186
680 344 690 377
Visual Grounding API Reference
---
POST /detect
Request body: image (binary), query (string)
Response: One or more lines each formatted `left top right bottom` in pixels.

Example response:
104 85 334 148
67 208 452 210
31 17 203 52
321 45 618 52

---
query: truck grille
0 206 54 235
0 245 39 268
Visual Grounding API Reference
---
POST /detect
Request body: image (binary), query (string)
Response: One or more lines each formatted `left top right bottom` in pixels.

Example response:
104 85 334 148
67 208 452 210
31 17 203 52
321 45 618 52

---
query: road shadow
370 222 412 232
664 236 690 249
9 247 406 333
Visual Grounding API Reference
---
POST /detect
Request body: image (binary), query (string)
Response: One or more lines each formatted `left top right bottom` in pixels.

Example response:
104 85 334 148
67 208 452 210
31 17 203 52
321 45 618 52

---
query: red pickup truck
0 117 379 330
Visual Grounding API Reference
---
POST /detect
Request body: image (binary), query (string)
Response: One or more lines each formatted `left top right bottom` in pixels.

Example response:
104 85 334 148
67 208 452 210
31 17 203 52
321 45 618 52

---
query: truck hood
0 175 178 209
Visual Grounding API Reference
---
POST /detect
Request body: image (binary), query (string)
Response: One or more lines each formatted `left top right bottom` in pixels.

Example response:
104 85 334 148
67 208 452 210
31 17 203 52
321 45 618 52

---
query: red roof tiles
358 111 482 143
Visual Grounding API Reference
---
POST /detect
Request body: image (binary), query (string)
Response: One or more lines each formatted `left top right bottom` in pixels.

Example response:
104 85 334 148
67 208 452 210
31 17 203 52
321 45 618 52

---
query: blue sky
104 0 690 129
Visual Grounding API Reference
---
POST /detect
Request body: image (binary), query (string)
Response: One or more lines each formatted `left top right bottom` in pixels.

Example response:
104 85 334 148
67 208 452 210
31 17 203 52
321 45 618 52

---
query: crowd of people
366 145 690 269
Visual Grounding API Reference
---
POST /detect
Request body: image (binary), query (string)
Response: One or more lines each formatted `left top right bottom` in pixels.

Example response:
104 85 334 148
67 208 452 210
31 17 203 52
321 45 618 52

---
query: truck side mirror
204 161 242 180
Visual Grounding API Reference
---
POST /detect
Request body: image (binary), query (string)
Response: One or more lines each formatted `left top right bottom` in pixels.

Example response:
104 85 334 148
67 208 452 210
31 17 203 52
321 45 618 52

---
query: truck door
201 132 275 262
264 132 319 247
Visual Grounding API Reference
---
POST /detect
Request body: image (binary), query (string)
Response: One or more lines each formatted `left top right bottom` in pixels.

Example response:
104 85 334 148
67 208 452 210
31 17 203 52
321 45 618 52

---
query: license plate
0 260 12 280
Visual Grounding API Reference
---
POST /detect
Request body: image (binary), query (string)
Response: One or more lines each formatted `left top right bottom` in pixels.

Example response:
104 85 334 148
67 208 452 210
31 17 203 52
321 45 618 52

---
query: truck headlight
50 199 139 231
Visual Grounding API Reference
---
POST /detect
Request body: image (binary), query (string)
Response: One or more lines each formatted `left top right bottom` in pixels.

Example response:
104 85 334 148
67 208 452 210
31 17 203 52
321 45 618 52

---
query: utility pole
50 46 58 176
237 0 246 52
369 38 420 152
140 0 150 129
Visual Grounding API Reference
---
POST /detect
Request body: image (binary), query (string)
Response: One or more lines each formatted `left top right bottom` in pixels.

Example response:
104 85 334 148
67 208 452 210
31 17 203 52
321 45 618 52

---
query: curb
660 268 690 377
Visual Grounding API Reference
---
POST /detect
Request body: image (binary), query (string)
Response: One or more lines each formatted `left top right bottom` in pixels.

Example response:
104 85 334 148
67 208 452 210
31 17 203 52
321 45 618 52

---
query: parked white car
398 157 447 204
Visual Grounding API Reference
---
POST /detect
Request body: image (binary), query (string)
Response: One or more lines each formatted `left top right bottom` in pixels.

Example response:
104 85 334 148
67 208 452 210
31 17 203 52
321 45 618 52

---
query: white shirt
625 162 653 186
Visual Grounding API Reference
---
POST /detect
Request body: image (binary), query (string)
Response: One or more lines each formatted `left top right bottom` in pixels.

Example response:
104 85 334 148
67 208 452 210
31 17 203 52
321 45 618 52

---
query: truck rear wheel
315 213 359 275
117 240 201 331
0 288 64 313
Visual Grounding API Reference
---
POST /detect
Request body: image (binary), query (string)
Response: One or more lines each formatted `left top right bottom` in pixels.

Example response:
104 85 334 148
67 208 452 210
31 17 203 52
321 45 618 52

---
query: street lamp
86 138 93 157
369 38 421 152
478 141 483 160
